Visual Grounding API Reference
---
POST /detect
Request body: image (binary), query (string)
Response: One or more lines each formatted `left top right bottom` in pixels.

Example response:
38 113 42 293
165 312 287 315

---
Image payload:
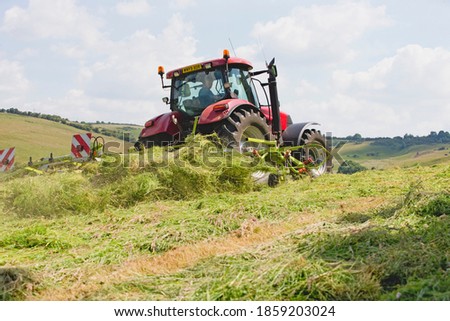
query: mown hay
0 268 34 301
2 134 267 217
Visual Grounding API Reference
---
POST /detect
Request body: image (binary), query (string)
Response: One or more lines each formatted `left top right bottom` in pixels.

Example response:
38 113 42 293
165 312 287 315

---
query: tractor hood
139 111 182 139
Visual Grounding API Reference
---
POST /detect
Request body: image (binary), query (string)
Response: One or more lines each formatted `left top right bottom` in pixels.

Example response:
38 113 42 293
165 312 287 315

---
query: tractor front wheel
217 108 271 152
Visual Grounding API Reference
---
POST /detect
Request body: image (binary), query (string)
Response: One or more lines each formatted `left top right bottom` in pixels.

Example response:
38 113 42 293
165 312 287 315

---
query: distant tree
437 130 449 142
338 160 367 175
344 133 363 142
7 108 19 114
353 133 362 140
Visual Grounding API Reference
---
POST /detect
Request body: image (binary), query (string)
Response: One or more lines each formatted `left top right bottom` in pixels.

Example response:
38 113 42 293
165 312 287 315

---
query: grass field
0 137 448 301
1 114 449 300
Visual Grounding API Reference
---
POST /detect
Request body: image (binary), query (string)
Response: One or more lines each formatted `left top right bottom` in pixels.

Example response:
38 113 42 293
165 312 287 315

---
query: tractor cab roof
166 57 253 79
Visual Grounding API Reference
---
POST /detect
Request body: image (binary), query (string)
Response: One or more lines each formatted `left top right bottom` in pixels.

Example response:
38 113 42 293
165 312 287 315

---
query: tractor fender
281 122 321 146
139 111 182 139
198 99 261 125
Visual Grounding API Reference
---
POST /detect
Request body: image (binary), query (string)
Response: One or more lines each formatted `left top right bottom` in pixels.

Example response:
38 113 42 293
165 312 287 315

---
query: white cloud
252 2 390 64
0 0 199 125
51 43 86 59
78 14 197 104
158 13 197 62
169 0 197 10
1 1 447 138
294 79 320 96
25 89 159 125
116 0 151 17
308 45 450 136
1 0 103 46
333 45 450 102
0 58 30 105
18 13 199 124
233 44 266 68
14 48 39 60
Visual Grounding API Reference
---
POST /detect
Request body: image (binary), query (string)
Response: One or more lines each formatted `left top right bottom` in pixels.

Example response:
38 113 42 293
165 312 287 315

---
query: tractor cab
163 55 259 118
137 51 291 148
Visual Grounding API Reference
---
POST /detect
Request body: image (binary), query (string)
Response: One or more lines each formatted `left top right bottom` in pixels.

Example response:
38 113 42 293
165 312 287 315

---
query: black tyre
284 128 329 177
217 108 271 151
134 141 144 151
301 129 329 176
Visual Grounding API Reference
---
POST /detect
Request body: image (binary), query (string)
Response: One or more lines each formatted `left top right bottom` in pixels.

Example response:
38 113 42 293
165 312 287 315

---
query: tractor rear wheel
301 129 328 177
218 108 271 151
283 128 329 177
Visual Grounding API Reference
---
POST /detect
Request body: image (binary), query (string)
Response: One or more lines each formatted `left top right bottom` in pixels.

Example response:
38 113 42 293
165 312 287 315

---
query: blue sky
1 0 449 137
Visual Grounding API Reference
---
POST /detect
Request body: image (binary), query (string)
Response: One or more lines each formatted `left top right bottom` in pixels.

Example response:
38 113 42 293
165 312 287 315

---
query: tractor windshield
172 69 225 117
227 68 259 107
171 67 258 116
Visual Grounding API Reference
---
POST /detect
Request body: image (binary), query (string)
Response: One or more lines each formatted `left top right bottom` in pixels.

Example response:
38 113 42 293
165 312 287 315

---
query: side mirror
267 58 277 78
162 97 169 104
271 65 278 77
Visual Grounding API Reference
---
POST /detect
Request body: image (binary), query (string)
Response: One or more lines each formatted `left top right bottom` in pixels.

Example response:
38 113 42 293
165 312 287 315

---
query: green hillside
0 113 126 165
338 141 450 169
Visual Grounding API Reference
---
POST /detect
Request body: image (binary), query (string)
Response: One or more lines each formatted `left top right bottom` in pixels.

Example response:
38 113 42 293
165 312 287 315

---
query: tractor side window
228 68 259 107
172 70 225 116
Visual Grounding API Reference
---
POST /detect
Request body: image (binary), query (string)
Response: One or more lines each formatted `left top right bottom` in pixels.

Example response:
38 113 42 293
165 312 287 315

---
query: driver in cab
198 73 220 108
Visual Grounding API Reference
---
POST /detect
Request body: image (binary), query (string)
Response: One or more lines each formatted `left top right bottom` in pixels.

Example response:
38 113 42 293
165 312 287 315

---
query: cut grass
4 174 105 217
103 188 448 301
0 268 33 300
0 137 448 300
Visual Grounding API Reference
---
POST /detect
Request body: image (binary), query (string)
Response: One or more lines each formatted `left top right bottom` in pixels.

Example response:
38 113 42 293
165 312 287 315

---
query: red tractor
136 50 331 176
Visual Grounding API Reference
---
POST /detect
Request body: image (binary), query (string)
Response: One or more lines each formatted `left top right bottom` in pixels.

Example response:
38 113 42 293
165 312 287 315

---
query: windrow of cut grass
0 136 448 300
1 135 268 218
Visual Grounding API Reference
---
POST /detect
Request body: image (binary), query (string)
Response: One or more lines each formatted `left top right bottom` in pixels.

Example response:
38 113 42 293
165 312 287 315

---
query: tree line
340 131 450 149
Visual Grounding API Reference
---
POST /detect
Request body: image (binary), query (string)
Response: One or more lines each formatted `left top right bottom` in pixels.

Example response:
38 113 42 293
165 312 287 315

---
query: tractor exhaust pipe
267 58 281 144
